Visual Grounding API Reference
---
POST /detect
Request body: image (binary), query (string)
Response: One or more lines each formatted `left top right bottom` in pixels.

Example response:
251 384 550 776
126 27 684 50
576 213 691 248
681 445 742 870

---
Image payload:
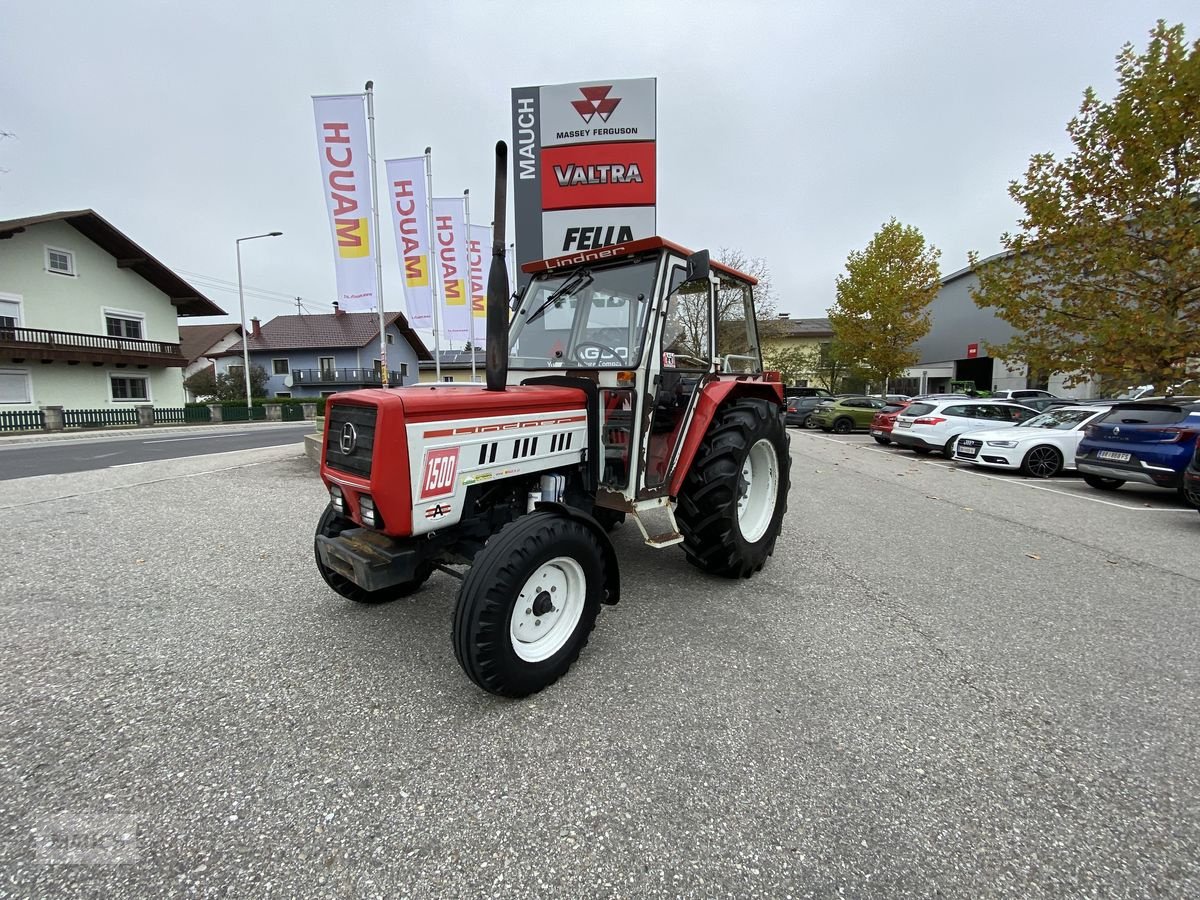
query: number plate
957 444 979 458
1096 450 1131 462
897 421 911 429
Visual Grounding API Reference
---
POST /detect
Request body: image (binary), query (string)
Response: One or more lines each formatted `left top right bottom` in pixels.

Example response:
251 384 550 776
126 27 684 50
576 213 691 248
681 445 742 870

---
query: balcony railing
0 326 184 364
292 367 404 387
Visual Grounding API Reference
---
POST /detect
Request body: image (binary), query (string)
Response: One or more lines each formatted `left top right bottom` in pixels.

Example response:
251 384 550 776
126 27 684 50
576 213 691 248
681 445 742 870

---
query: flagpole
464 189 478 384
365 80 389 388
425 147 443 382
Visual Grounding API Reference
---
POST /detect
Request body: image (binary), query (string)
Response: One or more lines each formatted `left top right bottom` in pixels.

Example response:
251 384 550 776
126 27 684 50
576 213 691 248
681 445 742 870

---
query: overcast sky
2 1 1192 333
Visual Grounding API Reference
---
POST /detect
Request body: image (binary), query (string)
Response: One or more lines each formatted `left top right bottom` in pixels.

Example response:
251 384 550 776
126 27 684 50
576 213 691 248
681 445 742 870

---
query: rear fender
668 380 784 497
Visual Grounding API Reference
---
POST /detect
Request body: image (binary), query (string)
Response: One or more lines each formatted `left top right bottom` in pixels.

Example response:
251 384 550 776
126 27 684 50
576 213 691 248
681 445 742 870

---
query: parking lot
1 435 1197 898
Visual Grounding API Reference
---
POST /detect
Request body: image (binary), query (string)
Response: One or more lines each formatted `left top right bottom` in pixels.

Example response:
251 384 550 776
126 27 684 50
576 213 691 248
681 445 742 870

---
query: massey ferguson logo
420 447 459 500
572 86 621 123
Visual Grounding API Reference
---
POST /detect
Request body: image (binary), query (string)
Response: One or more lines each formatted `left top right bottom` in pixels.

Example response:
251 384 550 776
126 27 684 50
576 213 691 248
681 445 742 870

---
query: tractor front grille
324 403 377 478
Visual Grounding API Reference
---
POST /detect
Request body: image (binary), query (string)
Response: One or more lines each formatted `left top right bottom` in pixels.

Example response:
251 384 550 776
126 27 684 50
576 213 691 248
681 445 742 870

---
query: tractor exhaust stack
485 140 509 392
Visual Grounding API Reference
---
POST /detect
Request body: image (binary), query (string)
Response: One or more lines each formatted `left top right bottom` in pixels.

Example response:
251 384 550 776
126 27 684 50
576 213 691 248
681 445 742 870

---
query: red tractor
315 143 790 696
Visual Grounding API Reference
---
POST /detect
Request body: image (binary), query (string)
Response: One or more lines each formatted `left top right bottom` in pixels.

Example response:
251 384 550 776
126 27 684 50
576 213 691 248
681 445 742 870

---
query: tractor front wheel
314 505 432 603
676 398 790 578
453 511 604 697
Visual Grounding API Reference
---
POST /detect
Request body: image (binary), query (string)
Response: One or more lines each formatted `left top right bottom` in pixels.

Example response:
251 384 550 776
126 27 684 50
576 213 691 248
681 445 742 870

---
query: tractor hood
321 384 590 537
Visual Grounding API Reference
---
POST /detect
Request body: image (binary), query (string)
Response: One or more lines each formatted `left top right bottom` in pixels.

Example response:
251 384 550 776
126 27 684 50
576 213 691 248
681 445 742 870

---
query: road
0 434 1197 897
0 423 313 480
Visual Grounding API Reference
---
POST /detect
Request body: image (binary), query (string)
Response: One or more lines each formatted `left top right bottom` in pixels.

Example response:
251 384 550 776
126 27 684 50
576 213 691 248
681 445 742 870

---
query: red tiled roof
178 323 241 363
222 311 432 360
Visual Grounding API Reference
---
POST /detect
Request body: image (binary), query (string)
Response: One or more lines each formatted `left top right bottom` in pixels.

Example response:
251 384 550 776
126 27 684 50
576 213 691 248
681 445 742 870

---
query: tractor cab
509 238 775 514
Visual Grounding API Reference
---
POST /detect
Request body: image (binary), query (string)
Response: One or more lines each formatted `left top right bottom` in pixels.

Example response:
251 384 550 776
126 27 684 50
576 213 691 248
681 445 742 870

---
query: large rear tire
314 505 432 604
453 511 603 697
676 398 790 579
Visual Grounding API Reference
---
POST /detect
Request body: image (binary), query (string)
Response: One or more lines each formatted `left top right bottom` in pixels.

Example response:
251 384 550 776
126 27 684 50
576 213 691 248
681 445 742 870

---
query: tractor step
628 504 685 549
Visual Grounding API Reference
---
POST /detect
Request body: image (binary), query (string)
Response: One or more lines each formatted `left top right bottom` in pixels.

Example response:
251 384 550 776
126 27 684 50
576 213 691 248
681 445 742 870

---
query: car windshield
1017 408 1096 430
509 259 657 368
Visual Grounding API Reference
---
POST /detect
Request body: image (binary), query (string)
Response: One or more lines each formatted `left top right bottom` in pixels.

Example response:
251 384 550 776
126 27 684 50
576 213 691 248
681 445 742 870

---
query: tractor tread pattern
675 398 790 579
453 512 602 698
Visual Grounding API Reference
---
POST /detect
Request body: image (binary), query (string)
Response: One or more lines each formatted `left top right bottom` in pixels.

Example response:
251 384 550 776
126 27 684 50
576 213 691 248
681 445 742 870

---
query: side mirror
685 249 710 284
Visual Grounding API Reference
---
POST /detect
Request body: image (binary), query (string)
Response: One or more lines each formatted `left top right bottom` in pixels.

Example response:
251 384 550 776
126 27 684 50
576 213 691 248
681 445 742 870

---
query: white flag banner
313 93 377 311
468 223 492 346
385 157 432 329
433 197 470 343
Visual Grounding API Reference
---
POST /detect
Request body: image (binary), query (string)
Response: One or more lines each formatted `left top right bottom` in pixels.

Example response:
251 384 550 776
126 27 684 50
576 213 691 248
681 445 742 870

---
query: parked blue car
1075 399 1200 507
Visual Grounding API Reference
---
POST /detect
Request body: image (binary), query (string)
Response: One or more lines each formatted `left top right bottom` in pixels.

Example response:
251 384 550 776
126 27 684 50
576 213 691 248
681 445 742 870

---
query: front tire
676 398 790 579
1021 445 1063 478
314 505 432 604
832 418 853 434
453 512 604 697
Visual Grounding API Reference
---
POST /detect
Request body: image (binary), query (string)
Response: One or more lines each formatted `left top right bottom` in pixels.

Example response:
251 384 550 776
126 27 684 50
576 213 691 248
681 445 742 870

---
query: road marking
90 452 119 460
791 431 1195 512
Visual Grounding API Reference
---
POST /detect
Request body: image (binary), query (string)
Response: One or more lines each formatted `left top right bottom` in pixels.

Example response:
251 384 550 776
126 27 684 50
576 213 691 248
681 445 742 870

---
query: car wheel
1021 445 1063 479
873 436 890 445
1083 474 1125 491
832 418 853 434
943 435 960 457
1178 487 1200 510
801 415 814 429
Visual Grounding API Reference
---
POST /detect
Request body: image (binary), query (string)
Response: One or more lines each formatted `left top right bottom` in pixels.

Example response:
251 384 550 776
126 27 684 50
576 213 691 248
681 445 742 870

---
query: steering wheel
571 340 624 365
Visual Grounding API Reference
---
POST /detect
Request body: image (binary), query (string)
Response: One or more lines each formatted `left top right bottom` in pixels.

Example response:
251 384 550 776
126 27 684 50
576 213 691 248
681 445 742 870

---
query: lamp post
235 232 282 410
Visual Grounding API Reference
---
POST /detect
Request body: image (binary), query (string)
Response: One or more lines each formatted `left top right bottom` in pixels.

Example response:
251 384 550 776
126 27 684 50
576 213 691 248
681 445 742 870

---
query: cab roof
521 236 758 285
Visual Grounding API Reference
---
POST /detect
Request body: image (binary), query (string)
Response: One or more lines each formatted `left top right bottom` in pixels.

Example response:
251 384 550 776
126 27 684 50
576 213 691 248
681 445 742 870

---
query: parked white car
891 399 1039 456
952 406 1112 478
989 389 1060 401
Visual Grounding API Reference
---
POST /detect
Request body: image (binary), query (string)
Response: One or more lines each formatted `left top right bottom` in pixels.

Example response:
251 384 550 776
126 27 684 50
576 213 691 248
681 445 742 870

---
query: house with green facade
0 210 223 412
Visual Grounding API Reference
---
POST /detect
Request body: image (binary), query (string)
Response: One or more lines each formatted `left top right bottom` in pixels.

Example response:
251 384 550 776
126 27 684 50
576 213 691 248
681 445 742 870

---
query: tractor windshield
509 258 657 368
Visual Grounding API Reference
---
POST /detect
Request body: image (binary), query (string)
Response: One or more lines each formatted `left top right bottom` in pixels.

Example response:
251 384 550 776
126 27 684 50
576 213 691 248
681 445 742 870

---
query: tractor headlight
329 484 344 514
359 494 378 529
986 440 1018 448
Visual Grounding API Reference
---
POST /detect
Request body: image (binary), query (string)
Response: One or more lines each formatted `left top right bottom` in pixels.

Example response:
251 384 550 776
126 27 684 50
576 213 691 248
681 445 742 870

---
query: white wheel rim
509 556 587 663
737 438 779 543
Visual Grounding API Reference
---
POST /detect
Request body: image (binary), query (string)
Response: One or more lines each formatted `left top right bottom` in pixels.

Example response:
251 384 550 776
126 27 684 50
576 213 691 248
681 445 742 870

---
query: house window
104 310 144 340
272 358 289 375
0 294 22 331
442 376 454 382
0 368 32 404
228 364 245 381
45 246 76 276
110 374 150 402
275 392 292 398
318 356 335 374
400 363 408 377
386 333 394 345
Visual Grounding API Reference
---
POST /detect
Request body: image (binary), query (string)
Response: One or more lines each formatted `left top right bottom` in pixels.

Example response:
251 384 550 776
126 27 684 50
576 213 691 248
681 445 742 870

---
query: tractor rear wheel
314 505 432 603
676 398 790 579
453 511 604 697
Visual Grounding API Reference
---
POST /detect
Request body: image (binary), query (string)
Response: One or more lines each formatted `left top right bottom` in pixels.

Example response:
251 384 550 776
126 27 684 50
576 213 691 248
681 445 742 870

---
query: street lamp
236 232 283 410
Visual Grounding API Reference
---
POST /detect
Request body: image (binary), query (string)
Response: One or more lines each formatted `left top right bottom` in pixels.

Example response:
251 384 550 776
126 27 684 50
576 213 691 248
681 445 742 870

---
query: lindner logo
340 422 358 454
572 86 621 123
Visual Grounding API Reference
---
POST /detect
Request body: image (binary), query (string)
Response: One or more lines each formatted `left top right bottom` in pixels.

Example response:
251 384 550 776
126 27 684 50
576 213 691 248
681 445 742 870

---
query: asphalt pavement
0 432 1197 898
0 423 313 481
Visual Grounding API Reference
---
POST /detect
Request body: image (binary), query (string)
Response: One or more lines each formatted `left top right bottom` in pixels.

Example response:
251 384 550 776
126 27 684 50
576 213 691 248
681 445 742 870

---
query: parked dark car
783 387 833 399
785 396 824 428
1076 399 1200 507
